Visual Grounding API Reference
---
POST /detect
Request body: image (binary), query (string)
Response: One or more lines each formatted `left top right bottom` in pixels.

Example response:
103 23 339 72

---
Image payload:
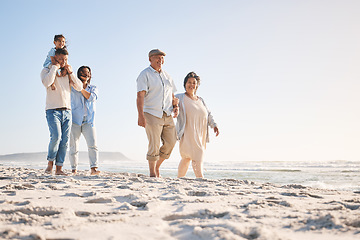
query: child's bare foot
56 69 62 77
90 167 100 175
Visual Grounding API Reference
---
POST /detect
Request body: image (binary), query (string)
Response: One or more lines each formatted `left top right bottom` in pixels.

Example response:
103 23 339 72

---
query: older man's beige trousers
144 112 177 162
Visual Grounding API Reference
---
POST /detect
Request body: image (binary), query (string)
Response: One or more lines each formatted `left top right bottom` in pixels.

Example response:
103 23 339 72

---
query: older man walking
41 48 83 175
136 49 179 177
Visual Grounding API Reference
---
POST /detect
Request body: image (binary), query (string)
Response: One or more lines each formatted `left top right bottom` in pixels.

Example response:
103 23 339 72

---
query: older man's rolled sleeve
136 72 148 92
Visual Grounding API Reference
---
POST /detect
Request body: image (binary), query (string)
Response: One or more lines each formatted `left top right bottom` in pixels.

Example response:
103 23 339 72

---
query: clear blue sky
1 0 360 162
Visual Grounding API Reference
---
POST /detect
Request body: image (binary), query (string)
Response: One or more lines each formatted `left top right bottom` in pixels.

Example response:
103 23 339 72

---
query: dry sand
0 166 359 240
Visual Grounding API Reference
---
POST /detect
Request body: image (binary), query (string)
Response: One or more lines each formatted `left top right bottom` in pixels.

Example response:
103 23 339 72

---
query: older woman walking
176 72 219 178
69 66 100 175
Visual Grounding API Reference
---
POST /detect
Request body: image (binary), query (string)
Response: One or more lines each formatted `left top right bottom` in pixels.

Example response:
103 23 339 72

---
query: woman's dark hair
183 72 200 90
77 66 92 84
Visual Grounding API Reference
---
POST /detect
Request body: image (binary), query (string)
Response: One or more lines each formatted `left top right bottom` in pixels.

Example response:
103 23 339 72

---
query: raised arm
41 65 59 88
82 86 98 101
66 65 83 91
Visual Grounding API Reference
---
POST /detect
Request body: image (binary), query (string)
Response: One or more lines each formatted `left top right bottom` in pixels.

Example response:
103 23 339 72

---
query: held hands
172 96 179 118
172 106 179 118
214 127 220 137
172 97 179 106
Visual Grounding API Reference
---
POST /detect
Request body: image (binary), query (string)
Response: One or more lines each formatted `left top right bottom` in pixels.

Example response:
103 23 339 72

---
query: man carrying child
41 48 83 175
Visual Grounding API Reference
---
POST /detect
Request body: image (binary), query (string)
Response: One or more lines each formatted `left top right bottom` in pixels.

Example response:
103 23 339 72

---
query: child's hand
64 64 73 74
50 83 56 91
61 68 68 77
214 127 220 137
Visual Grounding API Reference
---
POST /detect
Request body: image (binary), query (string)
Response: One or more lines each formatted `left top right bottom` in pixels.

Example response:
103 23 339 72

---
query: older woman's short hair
183 72 200 90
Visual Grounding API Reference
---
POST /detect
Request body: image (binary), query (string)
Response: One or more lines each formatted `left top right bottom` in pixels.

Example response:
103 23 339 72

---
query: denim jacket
43 48 56 68
71 85 98 126
175 93 217 143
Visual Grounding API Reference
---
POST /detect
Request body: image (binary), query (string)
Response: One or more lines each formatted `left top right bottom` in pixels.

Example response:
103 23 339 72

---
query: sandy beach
0 167 359 240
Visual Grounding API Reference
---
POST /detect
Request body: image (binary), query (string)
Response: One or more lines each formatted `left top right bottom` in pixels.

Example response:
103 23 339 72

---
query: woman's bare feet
72 169 77 175
155 168 161 178
90 167 100 175
45 161 53 174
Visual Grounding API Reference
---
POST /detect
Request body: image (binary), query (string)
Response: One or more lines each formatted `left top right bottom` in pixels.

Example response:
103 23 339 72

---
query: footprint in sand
75 211 92 217
2 207 61 217
187 191 208 197
14 200 31 206
130 200 148 209
85 197 115 203
64 192 97 198
2 191 16 196
163 209 229 221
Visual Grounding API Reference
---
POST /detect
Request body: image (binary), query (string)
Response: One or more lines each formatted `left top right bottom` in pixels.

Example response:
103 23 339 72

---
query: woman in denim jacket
69 66 100 175
175 72 219 178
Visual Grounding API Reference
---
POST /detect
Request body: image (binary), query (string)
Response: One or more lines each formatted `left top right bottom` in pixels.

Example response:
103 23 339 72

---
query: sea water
101 159 360 191
1 156 359 192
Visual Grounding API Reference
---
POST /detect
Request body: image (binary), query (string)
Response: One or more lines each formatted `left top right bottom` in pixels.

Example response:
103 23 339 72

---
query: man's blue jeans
46 109 72 166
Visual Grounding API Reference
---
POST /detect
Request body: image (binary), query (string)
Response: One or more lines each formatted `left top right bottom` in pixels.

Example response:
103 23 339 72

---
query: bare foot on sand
90 167 100 176
45 161 53 174
55 166 68 176
155 167 162 178
72 169 77 175
155 158 165 178
55 170 68 176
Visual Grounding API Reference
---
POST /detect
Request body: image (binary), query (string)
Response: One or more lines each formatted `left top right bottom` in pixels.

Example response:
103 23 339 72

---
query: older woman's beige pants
144 112 177 162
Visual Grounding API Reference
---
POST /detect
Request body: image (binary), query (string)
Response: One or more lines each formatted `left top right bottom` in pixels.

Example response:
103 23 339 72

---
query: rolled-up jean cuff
47 156 64 166
147 154 159 162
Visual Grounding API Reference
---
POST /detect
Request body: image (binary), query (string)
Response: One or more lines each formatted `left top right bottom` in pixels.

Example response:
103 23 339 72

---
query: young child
43 34 68 90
